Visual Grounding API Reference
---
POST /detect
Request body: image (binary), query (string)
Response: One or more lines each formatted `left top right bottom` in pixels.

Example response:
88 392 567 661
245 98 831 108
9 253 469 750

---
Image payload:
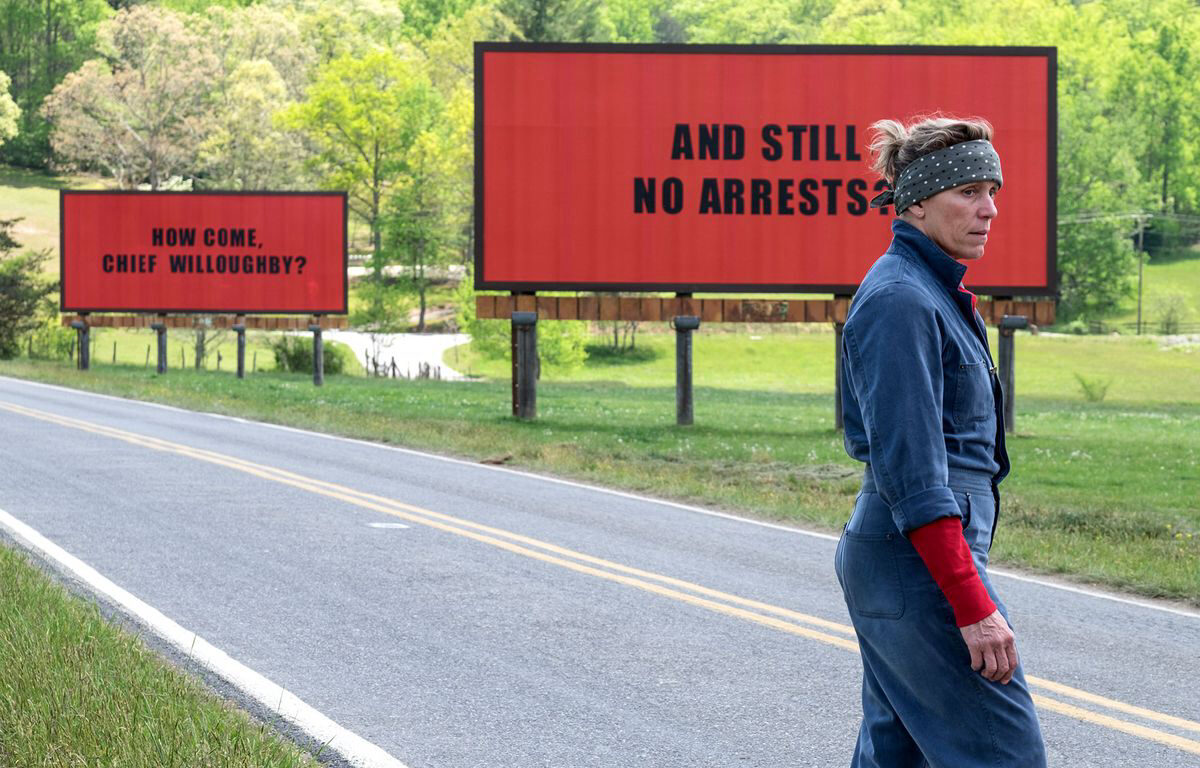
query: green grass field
0 544 319 767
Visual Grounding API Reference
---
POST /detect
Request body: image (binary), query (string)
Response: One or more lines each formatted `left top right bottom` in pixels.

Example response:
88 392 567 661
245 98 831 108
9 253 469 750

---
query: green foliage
0 0 111 168
584 341 661 364
0 71 18 148
498 0 614 41
26 312 75 360
269 335 352 375
0 218 54 359
1073 372 1111 403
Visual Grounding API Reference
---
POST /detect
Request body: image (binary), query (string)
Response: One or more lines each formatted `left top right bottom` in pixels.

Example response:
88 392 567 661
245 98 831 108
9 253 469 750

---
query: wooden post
1135 216 1146 335
998 315 1027 434
233 317 246 379
673 315 700 426
70 316 89 371
512 311 538 421
152 315 167 375
309 321 324 387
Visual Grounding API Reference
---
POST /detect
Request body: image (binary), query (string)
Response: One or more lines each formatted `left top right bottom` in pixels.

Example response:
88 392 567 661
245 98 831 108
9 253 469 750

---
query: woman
835 116 1047 767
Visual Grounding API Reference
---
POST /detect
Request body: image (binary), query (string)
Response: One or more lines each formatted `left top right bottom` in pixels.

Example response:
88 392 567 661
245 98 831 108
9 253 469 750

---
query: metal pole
233 318 246 379
152 316 167 375
512 311 537 421
998 315 1027 434
309 322 324 387
673 315 700 426
834 322 845 430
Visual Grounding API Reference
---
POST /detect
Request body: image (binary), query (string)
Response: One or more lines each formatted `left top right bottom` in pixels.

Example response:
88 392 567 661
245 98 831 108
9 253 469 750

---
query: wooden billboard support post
233 315 246 379
672 315 700 426
69 315 89 371
309 318 324 387
832 295 852 431
152 314 168 374
998 315 1027 434
512 311 538 421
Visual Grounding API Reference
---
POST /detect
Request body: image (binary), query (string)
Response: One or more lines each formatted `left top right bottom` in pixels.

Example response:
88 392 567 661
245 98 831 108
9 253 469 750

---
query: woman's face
906 180 999 261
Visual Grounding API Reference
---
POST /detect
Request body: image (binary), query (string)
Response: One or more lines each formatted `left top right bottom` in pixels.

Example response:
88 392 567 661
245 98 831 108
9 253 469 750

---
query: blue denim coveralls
835 220 1046 767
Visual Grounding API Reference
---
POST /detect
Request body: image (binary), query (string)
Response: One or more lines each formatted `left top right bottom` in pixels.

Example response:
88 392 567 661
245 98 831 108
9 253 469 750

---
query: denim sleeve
843 283 961 535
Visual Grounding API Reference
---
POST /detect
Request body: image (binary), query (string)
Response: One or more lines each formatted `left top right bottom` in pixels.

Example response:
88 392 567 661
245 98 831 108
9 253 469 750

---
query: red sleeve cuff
909 516 996 627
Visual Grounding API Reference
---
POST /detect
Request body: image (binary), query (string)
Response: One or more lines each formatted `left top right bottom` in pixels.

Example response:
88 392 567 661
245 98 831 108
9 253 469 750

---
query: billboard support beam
309 320 324 387
151 315 167 374
672 315 700 426
512 311 538 421
998 315 1028 434
233 315 246 379
69 316 89 371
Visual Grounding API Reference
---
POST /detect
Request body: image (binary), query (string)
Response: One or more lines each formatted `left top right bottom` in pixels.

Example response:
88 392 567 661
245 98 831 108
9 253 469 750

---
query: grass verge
0 542 319 767
0 356 1195 605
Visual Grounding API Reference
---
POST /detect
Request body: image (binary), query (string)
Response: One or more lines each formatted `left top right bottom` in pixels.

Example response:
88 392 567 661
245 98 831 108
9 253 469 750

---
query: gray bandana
870 139 1002 214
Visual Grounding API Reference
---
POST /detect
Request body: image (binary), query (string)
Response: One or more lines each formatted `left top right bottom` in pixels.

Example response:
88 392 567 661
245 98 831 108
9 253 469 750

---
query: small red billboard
476 44 1056 295
61 191 347 314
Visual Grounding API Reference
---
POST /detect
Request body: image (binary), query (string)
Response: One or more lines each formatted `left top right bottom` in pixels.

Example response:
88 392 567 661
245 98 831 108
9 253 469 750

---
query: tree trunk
194 328 205 370
417 243 427 332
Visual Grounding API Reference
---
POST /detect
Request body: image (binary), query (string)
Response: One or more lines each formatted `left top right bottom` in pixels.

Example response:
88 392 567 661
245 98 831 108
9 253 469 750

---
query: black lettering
634 177 656 213
699 178 720 214
228 255 240 274
248 229 257 248
180 229 195 247
282 255 294 274
797 179 820 215
116 254 128 272
809 124 820 161
204 228 215 247
723 178 745 214
671 124 693 160
269 256 281 274
147 254 156 272
724 125 745 160
216 255 227 273
698 124 720 159
169 254 187 272
822 178 843 214
662 177 684 214
750 179 772 215
778 179 795 215
761 125 782 161
243 255 253 273
230 230 246 248
151 229 163 247
874 179 891 215
257 255 267 272
846 125 862 162
825 125 842 161
786 125 806 161
847 179 868 215
103 254 114 272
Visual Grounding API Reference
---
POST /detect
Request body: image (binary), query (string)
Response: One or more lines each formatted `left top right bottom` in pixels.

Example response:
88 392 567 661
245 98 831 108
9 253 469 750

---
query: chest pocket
951 360 994 426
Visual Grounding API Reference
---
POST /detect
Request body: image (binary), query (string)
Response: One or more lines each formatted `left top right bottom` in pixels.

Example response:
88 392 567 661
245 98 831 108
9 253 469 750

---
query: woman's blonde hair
868 115 994 184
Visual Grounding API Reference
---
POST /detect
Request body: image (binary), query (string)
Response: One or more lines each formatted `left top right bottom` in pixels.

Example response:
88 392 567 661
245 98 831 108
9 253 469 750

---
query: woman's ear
908 201 925 219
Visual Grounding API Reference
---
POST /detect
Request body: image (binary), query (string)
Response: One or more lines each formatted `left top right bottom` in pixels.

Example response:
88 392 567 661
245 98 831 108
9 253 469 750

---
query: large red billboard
476 44 1056 295
61 191 347 314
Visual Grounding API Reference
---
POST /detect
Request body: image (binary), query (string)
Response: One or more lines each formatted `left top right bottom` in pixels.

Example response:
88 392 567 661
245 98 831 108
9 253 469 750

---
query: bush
584 342 661 365
27 312 74 360
269 335 353 375
0 218 55 359
1074 373 1111 403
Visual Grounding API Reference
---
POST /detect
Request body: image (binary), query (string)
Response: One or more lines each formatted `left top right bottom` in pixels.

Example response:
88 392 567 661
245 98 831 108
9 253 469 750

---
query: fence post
309 321 324 387
512 311 538 421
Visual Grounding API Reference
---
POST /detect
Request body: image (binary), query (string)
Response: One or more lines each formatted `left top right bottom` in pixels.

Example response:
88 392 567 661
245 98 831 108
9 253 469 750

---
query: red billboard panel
476 44 1056 294
61 191 347 314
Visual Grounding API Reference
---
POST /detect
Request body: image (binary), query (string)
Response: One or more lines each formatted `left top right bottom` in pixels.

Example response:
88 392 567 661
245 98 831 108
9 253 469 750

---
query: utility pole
1135 215 1147 335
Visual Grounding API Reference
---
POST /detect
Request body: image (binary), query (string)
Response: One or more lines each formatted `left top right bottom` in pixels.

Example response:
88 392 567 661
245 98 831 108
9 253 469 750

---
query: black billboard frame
474 42 1058 297
59 189 349 315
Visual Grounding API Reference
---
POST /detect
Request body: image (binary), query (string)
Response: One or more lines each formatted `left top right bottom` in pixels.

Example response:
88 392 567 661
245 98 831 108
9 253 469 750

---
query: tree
0 0 111 168
0 219 55 360
0 72 19 147
281 49 440 295
279 0 408 64
41 6 219 188
675 0 833 43
498 0 614 42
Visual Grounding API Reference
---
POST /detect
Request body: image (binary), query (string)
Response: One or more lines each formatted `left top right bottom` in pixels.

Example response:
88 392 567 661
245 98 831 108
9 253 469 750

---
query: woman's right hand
959 609 1019 684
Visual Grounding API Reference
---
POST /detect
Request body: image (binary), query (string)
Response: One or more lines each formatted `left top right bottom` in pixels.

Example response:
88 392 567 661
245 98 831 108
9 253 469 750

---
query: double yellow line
2 400 1198 756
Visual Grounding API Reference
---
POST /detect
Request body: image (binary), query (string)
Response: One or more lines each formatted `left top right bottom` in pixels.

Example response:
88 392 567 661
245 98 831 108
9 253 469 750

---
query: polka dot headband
869 139 1003 214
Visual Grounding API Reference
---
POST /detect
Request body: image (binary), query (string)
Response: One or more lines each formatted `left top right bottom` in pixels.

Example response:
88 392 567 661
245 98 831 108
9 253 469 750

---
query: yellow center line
3 400 1199 756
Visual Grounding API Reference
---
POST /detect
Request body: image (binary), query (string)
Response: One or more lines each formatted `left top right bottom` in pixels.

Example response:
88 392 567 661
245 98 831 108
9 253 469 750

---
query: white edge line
3 374 1198 620
0 504 409 768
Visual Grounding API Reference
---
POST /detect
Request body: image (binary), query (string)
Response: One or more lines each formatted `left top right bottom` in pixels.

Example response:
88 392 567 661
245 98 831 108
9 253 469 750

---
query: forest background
1 0 1198 364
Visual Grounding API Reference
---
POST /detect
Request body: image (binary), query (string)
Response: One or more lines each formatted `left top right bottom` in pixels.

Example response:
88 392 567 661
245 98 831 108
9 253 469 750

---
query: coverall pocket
951 360 994 425
840 531 905 619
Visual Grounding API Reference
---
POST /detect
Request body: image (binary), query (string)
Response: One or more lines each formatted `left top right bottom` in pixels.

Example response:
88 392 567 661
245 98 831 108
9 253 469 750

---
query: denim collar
890 219 968 292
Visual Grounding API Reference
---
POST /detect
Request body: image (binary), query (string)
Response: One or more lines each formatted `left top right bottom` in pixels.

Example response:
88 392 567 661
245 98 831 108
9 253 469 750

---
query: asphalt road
0 375 1197 767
